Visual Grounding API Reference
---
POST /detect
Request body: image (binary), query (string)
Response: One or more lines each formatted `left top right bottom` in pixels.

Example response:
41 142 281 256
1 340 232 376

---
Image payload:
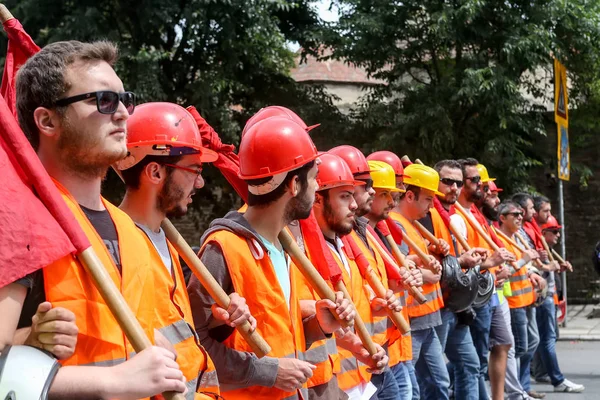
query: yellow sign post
554 59 569 180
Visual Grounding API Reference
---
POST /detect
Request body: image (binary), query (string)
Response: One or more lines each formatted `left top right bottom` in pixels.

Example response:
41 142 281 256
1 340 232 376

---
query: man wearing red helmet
308 153 389 399
118 102 259 398
10 40 187 398
330 145 415 400
188 116 354 400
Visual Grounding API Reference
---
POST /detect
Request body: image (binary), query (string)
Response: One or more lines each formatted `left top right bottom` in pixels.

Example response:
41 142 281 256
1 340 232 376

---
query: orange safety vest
389 211 444 318
454 207 493 252
140 231 219 399
348 229 410 366
200 229 308 400
293 240 339 390
430 208 460 256
43 183 156 372
497 234 535 309
327 243 373 391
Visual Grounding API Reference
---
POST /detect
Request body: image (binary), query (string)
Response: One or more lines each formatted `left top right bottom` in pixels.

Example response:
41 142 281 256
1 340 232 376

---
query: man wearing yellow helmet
391 163 449 400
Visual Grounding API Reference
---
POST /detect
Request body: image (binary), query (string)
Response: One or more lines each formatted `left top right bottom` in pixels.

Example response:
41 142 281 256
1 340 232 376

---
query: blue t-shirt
258 234 291 307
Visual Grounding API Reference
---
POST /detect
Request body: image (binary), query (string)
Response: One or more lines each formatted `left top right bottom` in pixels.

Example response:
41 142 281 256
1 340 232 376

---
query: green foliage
316 0 600 192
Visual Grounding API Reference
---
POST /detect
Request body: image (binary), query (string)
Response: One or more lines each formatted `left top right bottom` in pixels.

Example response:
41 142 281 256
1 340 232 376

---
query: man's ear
143 162 166 185
288 174 300 197
33 107 61 140
314 192 323 206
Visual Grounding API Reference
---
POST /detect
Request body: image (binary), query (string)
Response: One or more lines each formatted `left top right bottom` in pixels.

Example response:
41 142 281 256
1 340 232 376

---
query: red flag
383 217 404 244
0 94 90 288
299 210 343 285
341 235 370 278
470 204 504 248
1 17 41 116
433 197 454 228
188 107 342 283
522 220 543 250
367 224 402 280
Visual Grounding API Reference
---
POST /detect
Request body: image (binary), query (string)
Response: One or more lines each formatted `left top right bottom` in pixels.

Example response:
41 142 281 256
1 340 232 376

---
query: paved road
529 341 600 399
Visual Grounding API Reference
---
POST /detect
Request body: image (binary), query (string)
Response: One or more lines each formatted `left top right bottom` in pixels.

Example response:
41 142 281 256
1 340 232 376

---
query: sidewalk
558 304 600 341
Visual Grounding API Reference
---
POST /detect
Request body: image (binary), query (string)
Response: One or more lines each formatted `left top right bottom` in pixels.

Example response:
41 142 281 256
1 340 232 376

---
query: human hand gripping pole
496 228 545 270
378 219 427 304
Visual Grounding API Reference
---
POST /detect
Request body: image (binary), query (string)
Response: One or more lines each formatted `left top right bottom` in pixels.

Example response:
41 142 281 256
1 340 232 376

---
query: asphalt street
529 341 600 399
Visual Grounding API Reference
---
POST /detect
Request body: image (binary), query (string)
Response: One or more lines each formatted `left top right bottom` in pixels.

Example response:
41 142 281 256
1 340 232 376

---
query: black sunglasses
55 91 136 115
503 211 523 218
356 178 373 191
440 178 464 188
465 176 482 184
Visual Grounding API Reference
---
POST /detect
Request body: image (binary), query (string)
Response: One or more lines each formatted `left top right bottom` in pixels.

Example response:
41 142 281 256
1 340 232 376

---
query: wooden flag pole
334 281 378 355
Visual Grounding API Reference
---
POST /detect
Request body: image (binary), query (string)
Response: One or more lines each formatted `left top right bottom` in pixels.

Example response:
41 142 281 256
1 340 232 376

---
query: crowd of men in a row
0 39 583 400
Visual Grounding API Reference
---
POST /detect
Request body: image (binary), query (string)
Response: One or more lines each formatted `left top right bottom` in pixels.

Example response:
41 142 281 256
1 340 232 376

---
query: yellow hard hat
403 164 444 196
367 161 403 192
476 164 496 183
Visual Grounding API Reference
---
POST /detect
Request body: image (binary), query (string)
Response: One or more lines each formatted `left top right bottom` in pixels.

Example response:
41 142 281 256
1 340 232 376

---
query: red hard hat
541 215 562 231
487 181 503 193
367 151 407 177
242 106 319 137
317 153 366 191
328 145 371 176
117 102 218 170
238 116 319 182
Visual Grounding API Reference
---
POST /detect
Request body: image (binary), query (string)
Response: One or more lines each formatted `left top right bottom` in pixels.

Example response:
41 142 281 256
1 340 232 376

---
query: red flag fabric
188 107 343 283
470 204 504 248
0 93 90 288
366 224 402 280
522 220 543 250
383 217 404 244
1 18 41 116
186 106 248 200
341 235 370 278
433 197 454 228
298 210 343 284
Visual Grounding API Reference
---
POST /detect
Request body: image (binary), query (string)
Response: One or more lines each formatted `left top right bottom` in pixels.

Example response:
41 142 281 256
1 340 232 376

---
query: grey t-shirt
136 223 172 273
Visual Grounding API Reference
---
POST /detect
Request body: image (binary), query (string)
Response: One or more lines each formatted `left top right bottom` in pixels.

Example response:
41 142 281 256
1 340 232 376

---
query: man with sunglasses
450 158 516 400
117 102 260 399
13 40 188 398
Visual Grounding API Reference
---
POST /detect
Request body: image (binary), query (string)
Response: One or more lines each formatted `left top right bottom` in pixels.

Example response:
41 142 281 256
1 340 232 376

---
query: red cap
366 150 409 178
317 153 365 191
328 145 372 177
541 215 562 231
487 181 503 193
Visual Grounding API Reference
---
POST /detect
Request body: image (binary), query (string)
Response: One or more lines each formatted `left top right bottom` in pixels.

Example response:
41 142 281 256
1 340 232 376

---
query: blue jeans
469 302 493 400
370 368 400 400
391 361 413 400
510 307 540 392
535 296 565 386
411 327 450 400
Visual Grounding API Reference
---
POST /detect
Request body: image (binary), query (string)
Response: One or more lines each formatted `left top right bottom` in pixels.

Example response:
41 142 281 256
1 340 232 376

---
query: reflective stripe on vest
142 232 219 395
389 211 444 317
200 230 306 400
44 183 156 374
497 235 535 309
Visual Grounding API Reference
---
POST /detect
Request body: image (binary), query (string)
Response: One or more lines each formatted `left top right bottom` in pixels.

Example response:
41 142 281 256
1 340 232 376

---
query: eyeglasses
164 163 203 177
465 176 482 184
439 178 464 188
55 91 136 115
545 229 560 235
503 211 523 218
356 178 373 191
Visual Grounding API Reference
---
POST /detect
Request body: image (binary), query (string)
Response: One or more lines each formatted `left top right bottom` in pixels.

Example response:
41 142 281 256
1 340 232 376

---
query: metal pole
558 179 567 327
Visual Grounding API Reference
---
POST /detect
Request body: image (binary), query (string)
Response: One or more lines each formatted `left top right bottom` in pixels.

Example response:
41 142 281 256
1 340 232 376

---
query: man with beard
329 145 416 400
188 116 354 400
481 179 502 222
9 40 190 398
311 153 390 399
450 158 515 400
510 193 547 399
407 159 483 400
118 102 258 398
390 163 453 400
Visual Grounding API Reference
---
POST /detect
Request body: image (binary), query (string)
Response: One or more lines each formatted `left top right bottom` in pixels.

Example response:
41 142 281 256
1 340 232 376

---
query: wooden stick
363 266 411 334
540 235 556 262
334 281 378 355
448 219 471 251
0 4 14 23
78 248 185 400
551 249 566 264
414 221 439 247
279 230 353 330
162 219 271 357
379 234 427 304
499 228 545 269
394 228 431 267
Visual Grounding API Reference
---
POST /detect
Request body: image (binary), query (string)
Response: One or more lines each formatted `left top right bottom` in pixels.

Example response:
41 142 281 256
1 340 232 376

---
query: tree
317 0 600 192
2 0 346 238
